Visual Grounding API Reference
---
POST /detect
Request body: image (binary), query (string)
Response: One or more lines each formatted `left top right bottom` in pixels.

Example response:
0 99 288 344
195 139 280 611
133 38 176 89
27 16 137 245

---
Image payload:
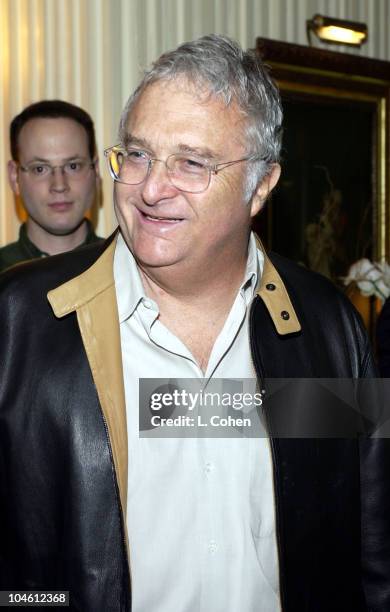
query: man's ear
250 163 281 218
93 157 100 178
7 160 20 196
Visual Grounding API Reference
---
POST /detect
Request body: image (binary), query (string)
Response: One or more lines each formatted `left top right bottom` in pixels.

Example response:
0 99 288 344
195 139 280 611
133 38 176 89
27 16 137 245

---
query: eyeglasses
104 145 259 194
18 159 95 181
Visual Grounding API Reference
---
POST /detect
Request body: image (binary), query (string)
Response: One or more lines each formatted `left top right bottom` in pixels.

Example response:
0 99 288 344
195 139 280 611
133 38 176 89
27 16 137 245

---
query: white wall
1 0 389 243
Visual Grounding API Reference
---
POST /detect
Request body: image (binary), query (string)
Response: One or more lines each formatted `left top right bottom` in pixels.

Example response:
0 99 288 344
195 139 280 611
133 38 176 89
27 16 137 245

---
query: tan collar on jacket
47 234 301 543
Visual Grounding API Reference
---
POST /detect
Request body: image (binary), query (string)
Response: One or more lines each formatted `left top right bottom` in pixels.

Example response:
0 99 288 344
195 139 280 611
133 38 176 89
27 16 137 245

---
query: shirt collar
83 218 102 245
19 219 100 259
114 232 148 323
241 232 264 306
19 223 47 258
48 230 300 335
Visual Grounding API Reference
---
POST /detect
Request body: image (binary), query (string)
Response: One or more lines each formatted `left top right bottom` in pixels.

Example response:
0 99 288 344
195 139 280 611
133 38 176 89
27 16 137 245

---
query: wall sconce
306 14 368 47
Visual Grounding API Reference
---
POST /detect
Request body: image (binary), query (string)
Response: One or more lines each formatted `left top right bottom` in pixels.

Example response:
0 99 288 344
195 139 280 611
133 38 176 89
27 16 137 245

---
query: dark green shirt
0 220 103 273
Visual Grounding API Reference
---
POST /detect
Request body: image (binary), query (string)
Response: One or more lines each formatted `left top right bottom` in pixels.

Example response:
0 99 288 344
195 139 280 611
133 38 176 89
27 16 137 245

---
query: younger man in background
0 100 102 272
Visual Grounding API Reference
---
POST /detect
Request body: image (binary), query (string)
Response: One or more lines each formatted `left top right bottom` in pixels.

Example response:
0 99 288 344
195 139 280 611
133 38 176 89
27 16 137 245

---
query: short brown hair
10 100 97 161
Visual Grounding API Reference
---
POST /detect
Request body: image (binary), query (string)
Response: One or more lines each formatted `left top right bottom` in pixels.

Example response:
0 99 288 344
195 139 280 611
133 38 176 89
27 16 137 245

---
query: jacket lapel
255 237 301 335
47 238 128 530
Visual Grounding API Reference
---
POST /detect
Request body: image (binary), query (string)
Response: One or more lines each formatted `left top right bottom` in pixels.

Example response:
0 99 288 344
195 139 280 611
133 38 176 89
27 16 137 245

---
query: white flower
378 261 390 286
343 258 390 301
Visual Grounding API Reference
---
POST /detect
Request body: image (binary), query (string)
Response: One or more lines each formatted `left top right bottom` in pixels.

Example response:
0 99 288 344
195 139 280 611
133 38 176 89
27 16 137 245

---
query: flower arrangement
343 259 390 302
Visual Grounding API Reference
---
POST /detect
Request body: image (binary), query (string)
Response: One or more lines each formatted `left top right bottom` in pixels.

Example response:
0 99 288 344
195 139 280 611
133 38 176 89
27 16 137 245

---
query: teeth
146 215 180 222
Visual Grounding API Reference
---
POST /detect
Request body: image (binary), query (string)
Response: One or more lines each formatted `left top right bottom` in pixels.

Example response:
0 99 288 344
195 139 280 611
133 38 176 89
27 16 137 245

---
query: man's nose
49 166 69 191
141 159 177 204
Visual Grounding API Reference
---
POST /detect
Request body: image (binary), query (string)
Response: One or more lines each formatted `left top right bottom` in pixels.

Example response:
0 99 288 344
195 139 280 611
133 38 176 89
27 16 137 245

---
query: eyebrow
122 134 150 150
22 155 89 164
123 133 218 161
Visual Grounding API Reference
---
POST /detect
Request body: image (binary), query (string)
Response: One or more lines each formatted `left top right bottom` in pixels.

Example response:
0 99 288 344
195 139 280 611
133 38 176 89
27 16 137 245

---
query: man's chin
135 254 181 270
40 219 87 237
131 247 184 271
121 235 181 269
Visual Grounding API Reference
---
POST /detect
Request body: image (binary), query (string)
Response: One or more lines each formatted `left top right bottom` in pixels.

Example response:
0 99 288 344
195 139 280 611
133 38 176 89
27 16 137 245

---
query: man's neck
26 219 88 255
138 250 249 373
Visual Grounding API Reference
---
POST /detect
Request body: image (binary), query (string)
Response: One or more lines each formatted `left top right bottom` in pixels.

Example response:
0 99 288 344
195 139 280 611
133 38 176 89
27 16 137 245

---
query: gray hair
119 34 283 200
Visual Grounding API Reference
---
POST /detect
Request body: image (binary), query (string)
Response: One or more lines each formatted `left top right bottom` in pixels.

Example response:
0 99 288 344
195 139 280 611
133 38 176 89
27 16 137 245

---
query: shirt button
144 300 152 309
205 462 213 474
266 283 276 291
209 540 218 553
281 310 290 320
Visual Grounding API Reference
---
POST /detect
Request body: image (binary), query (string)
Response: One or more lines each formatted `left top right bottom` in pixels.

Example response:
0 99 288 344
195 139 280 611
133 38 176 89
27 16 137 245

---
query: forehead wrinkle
123 133 219 161
176 143 218 160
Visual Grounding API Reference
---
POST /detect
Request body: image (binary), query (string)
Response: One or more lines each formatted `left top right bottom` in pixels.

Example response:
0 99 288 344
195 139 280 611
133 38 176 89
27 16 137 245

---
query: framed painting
253 38 390 290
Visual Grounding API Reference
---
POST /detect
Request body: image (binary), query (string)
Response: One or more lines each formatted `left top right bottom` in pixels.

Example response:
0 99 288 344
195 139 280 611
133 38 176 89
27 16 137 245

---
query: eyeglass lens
109 150 210 193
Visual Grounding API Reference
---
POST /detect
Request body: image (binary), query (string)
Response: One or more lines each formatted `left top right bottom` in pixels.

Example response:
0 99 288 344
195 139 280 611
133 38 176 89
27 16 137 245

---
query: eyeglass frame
17 158 97 181
104 144 262 194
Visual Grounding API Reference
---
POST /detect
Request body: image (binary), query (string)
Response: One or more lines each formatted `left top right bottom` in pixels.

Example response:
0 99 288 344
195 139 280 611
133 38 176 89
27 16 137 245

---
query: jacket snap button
266 283 276 291
281 310 290 320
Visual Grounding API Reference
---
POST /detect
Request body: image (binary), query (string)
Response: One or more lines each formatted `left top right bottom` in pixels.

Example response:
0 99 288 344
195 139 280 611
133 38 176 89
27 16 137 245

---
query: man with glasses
1 36 389 611
0 100 102 272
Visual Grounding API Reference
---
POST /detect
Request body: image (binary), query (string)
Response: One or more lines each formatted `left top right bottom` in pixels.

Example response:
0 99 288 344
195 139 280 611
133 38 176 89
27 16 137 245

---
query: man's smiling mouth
140 211 184 223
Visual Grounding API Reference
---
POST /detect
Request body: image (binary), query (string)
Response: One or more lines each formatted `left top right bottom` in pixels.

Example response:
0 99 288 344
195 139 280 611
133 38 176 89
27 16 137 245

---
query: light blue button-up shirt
114 231 281 612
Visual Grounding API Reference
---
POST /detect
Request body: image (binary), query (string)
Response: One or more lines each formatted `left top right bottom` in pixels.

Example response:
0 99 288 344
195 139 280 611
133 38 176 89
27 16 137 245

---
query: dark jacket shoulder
0 234 114 303
258 252 375 378
0 240 25 273
269 251 353 304
0 220 104 274
268 251 366 331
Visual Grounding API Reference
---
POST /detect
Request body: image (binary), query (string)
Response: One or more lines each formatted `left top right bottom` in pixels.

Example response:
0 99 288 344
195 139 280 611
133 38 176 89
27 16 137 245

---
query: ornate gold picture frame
254 38 390 287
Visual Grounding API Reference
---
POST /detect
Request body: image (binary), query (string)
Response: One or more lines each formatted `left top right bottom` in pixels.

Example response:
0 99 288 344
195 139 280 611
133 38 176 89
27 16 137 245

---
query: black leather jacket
377 296 390 376
0 236 389 611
